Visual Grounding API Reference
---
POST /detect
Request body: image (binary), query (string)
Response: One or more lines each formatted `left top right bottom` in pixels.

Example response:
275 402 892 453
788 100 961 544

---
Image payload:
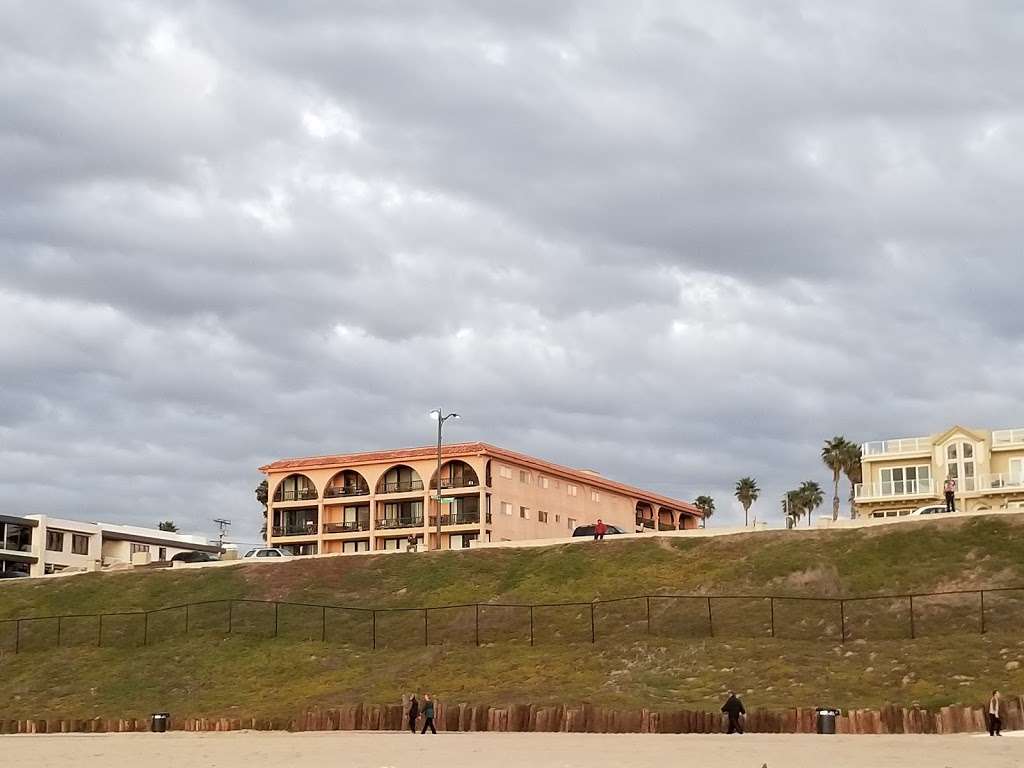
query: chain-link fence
2 588 1021 653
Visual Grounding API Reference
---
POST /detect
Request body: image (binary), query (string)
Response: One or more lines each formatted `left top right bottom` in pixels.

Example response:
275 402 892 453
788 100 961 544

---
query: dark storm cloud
2 0 1023 543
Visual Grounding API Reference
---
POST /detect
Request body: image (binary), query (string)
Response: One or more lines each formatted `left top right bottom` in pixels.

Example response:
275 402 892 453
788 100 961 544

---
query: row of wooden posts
1 697 1020 736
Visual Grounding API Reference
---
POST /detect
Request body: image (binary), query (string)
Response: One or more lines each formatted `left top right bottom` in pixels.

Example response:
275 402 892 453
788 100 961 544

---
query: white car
912 504 955 516
242 547 291 559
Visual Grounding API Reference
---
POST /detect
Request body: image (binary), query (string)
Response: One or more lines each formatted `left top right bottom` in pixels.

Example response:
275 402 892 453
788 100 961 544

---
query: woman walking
420 694 437 734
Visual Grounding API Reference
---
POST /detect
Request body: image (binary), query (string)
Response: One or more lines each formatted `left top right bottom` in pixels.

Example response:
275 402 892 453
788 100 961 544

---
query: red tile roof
259 442 700 515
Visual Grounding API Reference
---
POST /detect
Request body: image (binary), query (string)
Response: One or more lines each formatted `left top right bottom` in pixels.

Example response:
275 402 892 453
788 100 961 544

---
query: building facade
854 426 1024 518
260 442 701 555
0 515 221 578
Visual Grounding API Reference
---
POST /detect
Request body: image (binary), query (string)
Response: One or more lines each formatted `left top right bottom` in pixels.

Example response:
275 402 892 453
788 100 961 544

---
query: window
499 465 513 479
449 532 479 549
4 523 32 553
46 530 64 552
537 510 548 523
519 470 531 484
1010 458 1024 484
501 501 513 516
567 517 577 530
555 514 560 524
945 441 976 491
520 506 529 519
591 489 600 503
130 543 150 555
879 465 931 495
158 547 167 561
567 484 578 497
342 540 371 553
71 534 89 556
538 475 549 489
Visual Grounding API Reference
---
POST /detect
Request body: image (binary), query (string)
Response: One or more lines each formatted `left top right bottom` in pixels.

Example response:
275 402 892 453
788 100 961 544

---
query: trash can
816 708 840 734
151 713 170 733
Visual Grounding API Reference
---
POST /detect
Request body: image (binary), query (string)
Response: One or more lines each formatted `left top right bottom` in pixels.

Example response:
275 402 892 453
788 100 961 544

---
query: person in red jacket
594 519 608 541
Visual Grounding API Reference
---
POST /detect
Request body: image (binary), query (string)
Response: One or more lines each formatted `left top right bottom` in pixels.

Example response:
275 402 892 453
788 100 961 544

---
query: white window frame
520 506 530 519
567 484 578 497
591 489 600 503
501 501 513 516
878 465 931 496
499 465 513 480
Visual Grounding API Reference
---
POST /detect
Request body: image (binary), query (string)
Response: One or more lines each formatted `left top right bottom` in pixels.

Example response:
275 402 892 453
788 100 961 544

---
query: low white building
0 514 221 578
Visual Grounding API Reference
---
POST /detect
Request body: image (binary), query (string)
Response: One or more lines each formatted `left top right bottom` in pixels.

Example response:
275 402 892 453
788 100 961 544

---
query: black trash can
151 713 170 733
816 708 840 734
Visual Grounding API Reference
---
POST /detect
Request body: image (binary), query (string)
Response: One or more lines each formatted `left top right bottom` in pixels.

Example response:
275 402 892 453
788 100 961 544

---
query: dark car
170 551 219 563
571 524 628 537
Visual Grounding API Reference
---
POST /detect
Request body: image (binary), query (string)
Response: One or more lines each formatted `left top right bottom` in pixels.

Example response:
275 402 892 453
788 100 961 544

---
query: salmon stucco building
259 442 701 554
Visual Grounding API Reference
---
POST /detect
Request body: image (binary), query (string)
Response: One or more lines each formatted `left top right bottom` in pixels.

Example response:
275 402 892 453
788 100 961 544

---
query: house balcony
374 515 424 530
323 521 371 534
980 474 1024 492
854 478 937 500
992 429 1024 449
378 479 424 494
324 485 370 499
429 511 492 527
275 488 319 502
861 437 932 458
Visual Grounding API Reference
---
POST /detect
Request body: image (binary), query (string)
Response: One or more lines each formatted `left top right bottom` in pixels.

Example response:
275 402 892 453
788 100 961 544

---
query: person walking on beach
407 693 419 734
420 694 437 734
594 519 607 541
944 476 957 513
988 690 1002 736
721 691 746 734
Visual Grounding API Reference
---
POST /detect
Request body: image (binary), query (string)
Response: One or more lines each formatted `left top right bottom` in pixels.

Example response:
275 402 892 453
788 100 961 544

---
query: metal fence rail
2 586 1022 654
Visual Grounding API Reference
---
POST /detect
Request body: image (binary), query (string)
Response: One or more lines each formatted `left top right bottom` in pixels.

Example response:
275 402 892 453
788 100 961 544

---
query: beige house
854 426 1024 519
260 442 701 554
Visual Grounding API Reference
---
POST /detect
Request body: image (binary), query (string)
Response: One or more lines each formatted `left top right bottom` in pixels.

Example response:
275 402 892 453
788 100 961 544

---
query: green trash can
816 708 840 734
151 713 170 733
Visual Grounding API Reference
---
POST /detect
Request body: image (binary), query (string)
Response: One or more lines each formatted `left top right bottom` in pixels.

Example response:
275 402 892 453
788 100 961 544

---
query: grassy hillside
2 514 1024 719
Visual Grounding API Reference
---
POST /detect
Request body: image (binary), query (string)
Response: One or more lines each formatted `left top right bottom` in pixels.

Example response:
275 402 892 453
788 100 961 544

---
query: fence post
475 604 480 647
706 597 714 638
769 597 775 638
423 609 429 647
98 614 103 647
908 595 915 639
57 616 62 648
529 606 534 647
590 603 596 643
839 600 846 643
646 596 651 635
371 610 376 650
980 590 986 635
15 619 20 653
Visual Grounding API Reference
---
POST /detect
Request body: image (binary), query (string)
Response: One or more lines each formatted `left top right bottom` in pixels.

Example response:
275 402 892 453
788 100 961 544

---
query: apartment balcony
438 478 479 490
992 429 1024 449
981 474 1024 491
378 479 424 494
855 478 937 500
428 511 492 527
374 515 424 530
324 485 370 499
272 523 319 537
861 437 933 458
323 521 371 534
275 488 319 502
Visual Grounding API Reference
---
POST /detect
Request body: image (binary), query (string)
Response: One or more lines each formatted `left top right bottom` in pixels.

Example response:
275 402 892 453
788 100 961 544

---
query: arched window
431 460 479 490
377 465 424 494
273 473 318 502
325 469 370 498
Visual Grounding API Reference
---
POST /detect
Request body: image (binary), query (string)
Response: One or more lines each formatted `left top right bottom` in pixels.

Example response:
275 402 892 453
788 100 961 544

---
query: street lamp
429 408 460 550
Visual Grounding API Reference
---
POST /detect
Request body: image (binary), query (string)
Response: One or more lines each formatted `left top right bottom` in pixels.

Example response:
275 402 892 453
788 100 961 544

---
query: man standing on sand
988 690 1002 736
944 476 957 513
594 519 607 541
407 694 419 734
420 694 437 734
721 691 746 734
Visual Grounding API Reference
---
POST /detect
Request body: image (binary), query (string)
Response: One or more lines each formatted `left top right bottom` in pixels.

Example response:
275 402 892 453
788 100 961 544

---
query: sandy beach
1 730 1020 768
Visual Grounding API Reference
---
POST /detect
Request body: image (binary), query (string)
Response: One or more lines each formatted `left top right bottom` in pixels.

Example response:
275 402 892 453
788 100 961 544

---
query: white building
0 514 221 578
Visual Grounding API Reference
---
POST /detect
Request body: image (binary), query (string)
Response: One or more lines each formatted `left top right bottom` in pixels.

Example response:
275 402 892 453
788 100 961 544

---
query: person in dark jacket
420 693 437 734
721 691 746 734
407 694 419 734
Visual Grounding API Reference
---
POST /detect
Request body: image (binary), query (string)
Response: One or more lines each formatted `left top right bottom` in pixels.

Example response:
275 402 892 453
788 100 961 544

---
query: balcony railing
272 523 319 537
378 480 424 494
1 541 32 553
324 485 370 499
375 515 424 530
981 474 1024 491
658 522 676 531
861 437 932 457
636 518 655 530
323 521 370 534
276 488 319 502
429 511 491 527
854 478 937 499
992 429 1024 447
438 478 479 490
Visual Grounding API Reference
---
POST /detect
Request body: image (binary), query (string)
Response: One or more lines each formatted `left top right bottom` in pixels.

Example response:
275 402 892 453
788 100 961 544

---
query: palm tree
734 477 760 527
822 436 851 521
694 495 715 528
782 490 802 527
840 441 863 519
798 480 824 527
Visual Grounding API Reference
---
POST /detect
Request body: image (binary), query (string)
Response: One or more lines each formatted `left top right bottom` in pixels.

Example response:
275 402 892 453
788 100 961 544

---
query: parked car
912 504 954 515
170 551 219 563
571 524 628 537
0 569 29 578
242 547 290 559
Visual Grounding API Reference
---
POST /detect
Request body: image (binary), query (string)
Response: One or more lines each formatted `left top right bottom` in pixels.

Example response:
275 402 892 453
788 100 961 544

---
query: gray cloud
2 0 1023 544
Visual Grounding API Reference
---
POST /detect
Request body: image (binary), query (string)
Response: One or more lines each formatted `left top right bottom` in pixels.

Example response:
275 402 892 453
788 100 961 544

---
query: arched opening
657 507 676 531
376 464 424 494
325 469 370 498
273 473 318 502
430 460 480 490
636 502 655 530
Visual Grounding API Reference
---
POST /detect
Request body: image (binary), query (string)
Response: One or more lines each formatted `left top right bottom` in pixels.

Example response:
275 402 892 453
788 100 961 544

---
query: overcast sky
3 1 1023 545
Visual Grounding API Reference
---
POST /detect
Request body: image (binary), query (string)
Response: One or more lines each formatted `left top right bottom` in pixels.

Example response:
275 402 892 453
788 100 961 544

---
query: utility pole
429 408 460 550
213 518 232 550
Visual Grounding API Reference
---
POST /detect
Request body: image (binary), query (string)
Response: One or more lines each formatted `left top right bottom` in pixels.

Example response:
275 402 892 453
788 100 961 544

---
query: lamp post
429 408 460 550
